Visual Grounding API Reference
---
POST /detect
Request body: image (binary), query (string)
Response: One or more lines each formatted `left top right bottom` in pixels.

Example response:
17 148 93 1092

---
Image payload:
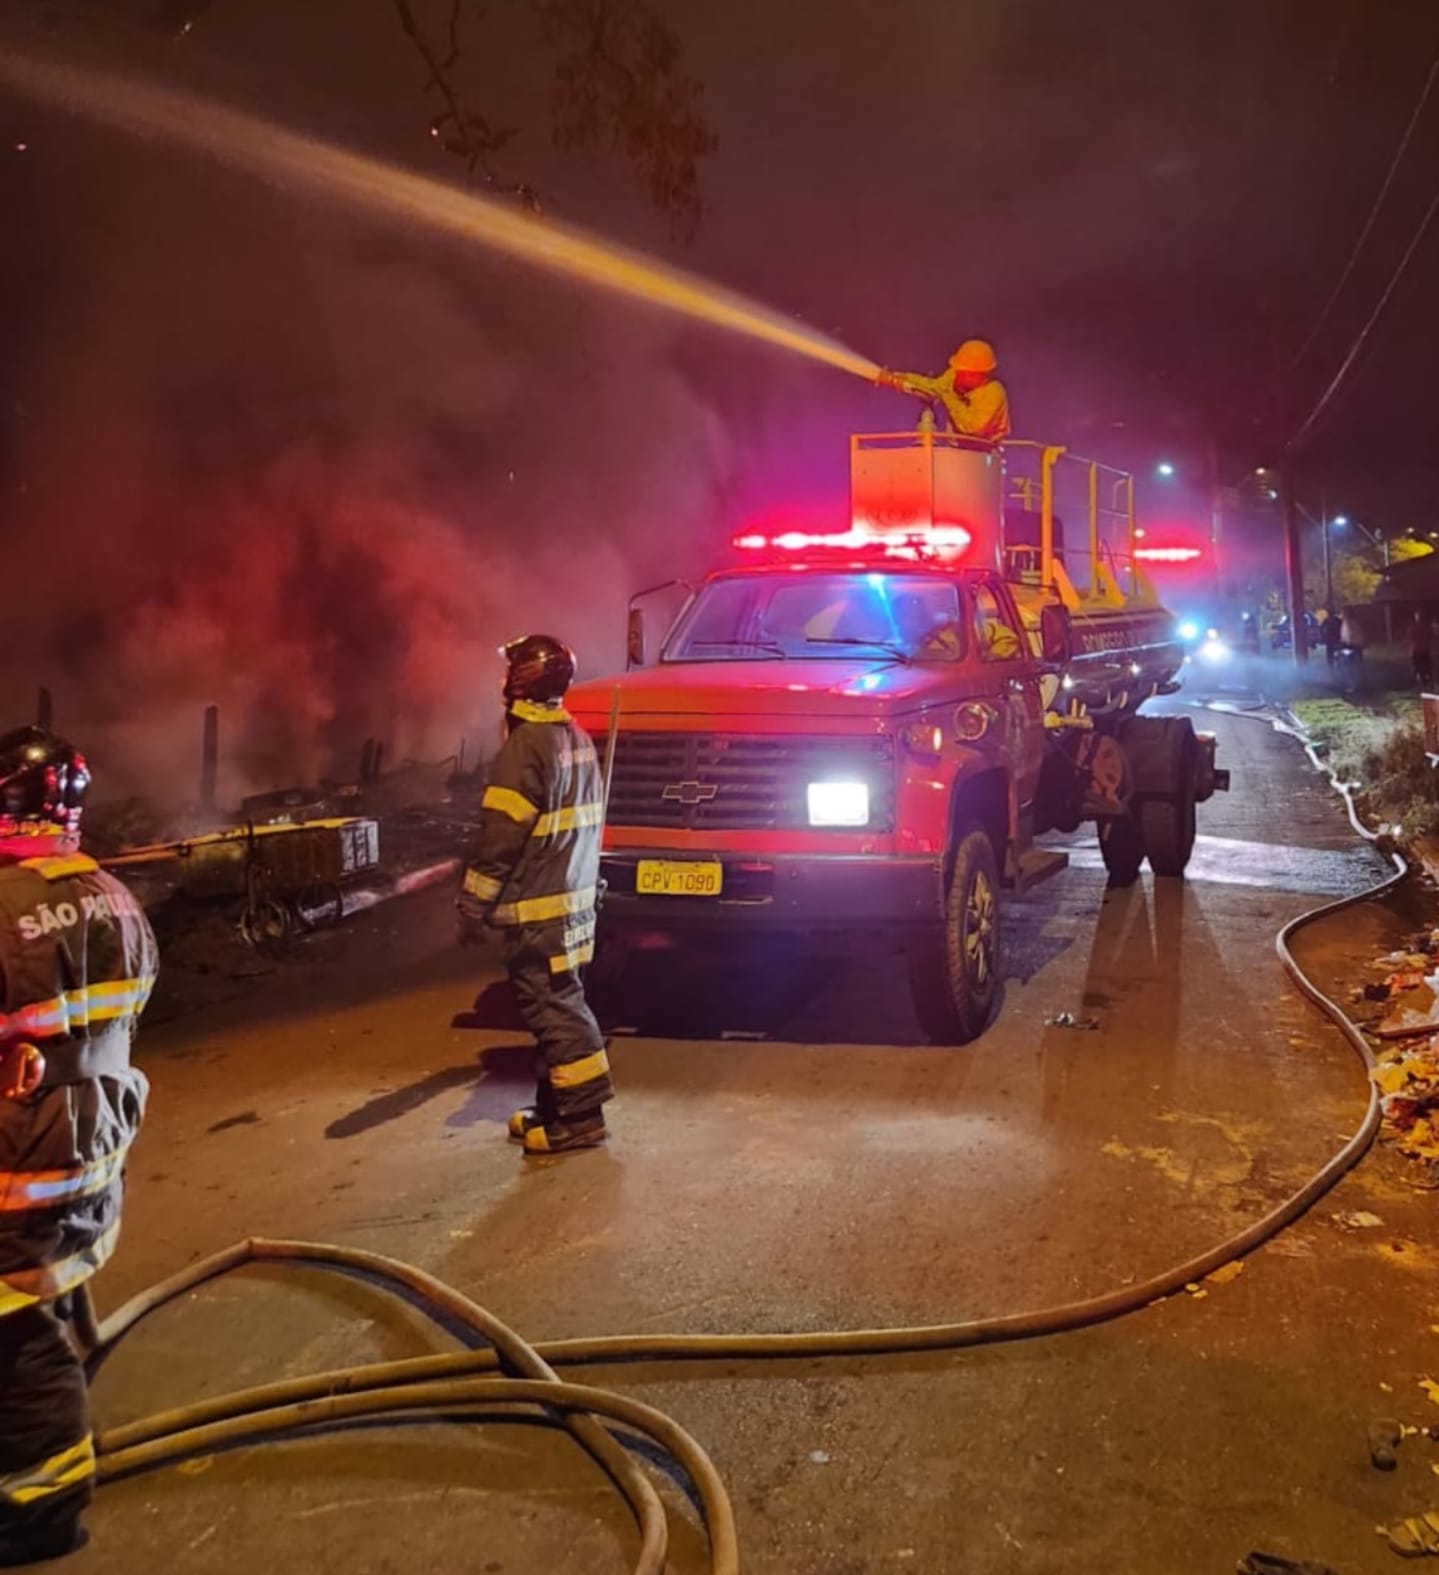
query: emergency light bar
1134 545 1203 563
732 522 973 560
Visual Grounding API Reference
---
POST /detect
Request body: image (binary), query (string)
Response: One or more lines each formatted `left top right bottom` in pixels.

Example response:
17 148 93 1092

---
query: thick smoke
3 124 736 807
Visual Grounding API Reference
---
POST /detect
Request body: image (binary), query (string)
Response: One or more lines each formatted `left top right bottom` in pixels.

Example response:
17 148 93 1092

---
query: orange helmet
948 339 997 374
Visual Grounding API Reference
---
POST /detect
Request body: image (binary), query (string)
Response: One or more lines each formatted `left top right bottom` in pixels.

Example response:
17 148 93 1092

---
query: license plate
635 859 723 897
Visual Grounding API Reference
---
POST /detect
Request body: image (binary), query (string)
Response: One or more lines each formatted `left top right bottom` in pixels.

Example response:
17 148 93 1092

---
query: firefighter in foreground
876 338 1012 441
0 727 157 1567
457 636 614 1154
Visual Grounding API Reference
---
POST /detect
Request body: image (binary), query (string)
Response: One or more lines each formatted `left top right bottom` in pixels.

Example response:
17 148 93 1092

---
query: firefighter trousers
0 1304 93 1560
503 923 614 1125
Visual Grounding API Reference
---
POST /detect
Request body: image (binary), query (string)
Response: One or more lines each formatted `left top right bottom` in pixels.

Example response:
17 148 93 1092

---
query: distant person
1239 611 1261 655
876 339 1012 442
1411 609 1434 688
1321 609 1343 667
456 635 613 1155
0 727 157 1568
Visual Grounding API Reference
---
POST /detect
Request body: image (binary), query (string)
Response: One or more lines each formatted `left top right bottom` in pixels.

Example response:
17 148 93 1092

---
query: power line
1289 179 1439 450
1286 49 1439 372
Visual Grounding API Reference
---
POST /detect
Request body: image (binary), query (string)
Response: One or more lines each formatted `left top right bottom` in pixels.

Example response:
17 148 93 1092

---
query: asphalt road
76 695 1439 1575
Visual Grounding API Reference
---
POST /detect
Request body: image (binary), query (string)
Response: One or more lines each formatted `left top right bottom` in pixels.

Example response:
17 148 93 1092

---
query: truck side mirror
626 607 646 669
1039 604 1071 667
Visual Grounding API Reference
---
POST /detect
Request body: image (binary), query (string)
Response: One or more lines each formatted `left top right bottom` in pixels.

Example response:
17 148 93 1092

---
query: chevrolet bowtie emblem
661 780 719 806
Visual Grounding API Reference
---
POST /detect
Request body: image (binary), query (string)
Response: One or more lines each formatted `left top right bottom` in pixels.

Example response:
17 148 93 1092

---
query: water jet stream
1 51 880 382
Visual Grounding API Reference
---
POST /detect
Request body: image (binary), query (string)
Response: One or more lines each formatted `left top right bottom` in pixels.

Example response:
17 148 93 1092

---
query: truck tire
1098 812 1144 886
1139 778 1197 877
907 823 1000 1045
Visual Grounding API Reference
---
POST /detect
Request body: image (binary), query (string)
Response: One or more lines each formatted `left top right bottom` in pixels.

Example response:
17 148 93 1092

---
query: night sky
2 0 1438 783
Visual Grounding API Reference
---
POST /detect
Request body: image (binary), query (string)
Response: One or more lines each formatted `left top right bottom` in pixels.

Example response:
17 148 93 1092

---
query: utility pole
1281 454 1309 663
1320 489 1332 616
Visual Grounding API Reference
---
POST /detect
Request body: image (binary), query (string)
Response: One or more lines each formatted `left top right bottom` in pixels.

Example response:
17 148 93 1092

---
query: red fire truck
567 427 1228 1043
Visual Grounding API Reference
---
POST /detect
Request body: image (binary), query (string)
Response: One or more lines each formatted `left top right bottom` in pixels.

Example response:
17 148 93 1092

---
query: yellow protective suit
891 368 1011 441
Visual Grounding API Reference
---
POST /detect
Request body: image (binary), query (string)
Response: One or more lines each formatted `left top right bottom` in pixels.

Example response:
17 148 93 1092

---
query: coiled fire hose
88 771 1406 1575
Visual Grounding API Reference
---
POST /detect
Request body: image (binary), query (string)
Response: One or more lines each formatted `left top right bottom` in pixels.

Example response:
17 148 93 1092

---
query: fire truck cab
567 428 1227 1043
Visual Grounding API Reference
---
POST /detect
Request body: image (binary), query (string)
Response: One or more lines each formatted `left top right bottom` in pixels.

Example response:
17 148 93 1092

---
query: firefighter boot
507 1107 541 1142
522 1114 607 1155
0 1527 89 1568
508 1083 559 1142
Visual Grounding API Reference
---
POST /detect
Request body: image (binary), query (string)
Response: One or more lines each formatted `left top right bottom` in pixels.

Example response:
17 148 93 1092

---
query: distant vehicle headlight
1199 637 1230 663
807 781 869 826
1178 620 1200 641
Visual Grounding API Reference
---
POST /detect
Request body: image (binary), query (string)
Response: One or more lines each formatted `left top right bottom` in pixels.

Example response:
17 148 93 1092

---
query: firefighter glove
455 893 492 946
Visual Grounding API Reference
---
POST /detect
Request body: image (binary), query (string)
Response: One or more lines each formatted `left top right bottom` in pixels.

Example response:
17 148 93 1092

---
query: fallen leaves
1369 1038 1439 1167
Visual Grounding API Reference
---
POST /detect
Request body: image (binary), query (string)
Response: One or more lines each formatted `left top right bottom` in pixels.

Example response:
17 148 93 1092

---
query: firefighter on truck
0 727 157 1568
876 338 1012 442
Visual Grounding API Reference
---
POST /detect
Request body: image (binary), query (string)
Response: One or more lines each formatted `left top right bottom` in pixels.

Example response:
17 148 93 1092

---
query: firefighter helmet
0 726 91 837
949 339 998 374
500 634 577 705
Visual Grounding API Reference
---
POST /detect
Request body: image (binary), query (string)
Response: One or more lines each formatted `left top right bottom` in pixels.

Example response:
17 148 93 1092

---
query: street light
1332 514 1349 528
1156 461 1176 479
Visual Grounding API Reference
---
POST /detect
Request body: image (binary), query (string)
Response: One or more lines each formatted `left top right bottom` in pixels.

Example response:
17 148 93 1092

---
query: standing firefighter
0 727 156 1567
876 339 1012 442
457 636 614 1154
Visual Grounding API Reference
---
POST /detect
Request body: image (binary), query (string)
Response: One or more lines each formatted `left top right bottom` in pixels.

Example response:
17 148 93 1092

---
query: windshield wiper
689 639 789 658
803 637 913 666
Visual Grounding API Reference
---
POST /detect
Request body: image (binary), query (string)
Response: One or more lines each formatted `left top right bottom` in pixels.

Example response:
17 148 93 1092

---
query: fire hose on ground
84 738 1406 1575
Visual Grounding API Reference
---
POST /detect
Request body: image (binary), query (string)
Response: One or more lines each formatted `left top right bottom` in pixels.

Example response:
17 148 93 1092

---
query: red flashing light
1134 545 1203 563
732 522 973 561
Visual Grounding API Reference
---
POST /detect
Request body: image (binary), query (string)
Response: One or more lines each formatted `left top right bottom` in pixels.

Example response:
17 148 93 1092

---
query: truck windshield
664 573 966 663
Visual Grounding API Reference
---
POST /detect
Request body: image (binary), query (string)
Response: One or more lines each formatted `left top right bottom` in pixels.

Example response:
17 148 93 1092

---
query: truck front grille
594 732 895 832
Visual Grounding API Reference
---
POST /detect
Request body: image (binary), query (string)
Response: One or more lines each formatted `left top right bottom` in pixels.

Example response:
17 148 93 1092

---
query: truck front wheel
907 824 1001 1045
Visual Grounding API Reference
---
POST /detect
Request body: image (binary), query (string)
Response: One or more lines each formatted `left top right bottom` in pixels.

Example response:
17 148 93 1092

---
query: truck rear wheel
1098 813 1144 886
907 823 1001 1045
1139 779 1197 876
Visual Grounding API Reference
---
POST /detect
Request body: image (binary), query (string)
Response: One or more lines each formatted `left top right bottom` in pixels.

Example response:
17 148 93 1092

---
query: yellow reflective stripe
549 1049 610 1090
0 1284 40 1316
548 939 596 974
481 785 540 826
491 886 596 926
462 868 503 902
0 1219 120 1306
18 854 99 880
0 1142 131 1214
510 700 571 724
1 1436 96 1506
532 801 604 838
0 976 156 1039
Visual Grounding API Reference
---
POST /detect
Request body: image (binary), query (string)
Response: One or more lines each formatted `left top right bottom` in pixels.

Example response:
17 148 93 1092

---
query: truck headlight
807 781 869 827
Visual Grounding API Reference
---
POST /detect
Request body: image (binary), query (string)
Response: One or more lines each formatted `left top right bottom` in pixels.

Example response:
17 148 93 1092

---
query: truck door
969 575 1045 809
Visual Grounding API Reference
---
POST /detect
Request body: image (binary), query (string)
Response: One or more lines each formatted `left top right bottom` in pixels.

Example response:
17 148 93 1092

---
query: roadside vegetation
1290 690 1439 842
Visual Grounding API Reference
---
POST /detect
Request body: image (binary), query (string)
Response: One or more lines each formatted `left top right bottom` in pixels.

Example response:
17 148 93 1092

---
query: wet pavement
75 698 1439 1575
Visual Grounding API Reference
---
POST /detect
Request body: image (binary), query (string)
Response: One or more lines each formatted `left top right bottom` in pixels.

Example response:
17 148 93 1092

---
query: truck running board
1011 847 1069 893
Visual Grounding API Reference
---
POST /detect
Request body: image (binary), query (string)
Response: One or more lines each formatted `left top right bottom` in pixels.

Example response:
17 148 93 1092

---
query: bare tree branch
538 0 716 232
17 0 714 225
391 0 538 208
391 0 714 230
